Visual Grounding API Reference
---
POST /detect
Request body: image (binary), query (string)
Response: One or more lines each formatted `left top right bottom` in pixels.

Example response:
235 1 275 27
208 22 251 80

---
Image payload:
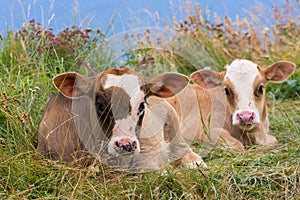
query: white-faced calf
37 68 206 170
169 59 295 151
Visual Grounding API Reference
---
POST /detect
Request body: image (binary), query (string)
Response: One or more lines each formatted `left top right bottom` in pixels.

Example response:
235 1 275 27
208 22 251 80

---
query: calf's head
53 68 188 155
191 59 295 130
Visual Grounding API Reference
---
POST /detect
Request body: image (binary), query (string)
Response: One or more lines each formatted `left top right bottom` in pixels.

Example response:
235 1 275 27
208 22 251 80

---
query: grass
1 1 300 199
0 101 299 199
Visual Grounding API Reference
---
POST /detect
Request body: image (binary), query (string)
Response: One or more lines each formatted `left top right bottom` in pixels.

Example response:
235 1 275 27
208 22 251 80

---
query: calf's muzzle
236 111 255 125
113 138 138 153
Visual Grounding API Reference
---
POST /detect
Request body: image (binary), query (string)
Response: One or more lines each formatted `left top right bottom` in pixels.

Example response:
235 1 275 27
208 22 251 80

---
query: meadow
0 2 300 199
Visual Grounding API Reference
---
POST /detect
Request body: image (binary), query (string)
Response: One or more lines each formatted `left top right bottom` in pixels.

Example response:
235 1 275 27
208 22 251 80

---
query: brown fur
178 60 295 151
37 93 95 166
168 83 273 152
37 69 207 169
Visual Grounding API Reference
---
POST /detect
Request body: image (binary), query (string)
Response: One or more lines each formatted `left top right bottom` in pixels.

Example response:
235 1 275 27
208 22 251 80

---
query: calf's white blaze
225 59 260 125
104 73 145 154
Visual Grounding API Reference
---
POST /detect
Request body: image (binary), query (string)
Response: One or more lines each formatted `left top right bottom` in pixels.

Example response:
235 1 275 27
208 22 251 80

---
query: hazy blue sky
0 0 292 34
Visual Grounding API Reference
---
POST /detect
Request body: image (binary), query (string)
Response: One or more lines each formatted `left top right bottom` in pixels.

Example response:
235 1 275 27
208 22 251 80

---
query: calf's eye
96 93 106 111
138 102 146 113
224 87 231 96
256 85 264 97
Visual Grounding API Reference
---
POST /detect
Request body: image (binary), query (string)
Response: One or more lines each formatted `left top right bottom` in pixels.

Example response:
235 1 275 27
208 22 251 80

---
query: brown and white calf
37 68 206 171
169 59 295 151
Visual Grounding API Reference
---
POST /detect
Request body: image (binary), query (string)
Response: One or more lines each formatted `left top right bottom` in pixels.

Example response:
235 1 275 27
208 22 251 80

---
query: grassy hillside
0 2 300 199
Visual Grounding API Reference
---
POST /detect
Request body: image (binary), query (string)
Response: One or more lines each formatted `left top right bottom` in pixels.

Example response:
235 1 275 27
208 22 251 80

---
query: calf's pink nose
236 111 255 125
114 138 138 153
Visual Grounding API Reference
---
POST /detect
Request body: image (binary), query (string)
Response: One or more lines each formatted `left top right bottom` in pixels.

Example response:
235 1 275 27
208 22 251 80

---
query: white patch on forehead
104 73 145 115
225 59 259 107
104 74 141 96
225 59 261 125
225 59 259 79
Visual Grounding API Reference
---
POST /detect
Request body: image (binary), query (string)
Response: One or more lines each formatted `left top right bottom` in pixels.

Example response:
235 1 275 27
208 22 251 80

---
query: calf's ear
264 61 296 83
53 72 92 99
148 72 189 98
190 69 222 88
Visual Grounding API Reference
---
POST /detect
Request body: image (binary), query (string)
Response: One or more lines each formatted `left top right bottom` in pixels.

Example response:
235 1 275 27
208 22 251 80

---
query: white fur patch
104 73 145 154
225 59 260 124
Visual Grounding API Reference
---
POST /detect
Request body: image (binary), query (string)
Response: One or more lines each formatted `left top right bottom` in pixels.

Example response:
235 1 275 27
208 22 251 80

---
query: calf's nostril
131 141 137 150
236 113 243 120
249 112 254 122
114 141 120 147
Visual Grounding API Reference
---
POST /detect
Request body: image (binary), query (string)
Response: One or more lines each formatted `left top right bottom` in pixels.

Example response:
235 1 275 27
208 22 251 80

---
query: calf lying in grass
169 59 295 151
37 68 206 171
